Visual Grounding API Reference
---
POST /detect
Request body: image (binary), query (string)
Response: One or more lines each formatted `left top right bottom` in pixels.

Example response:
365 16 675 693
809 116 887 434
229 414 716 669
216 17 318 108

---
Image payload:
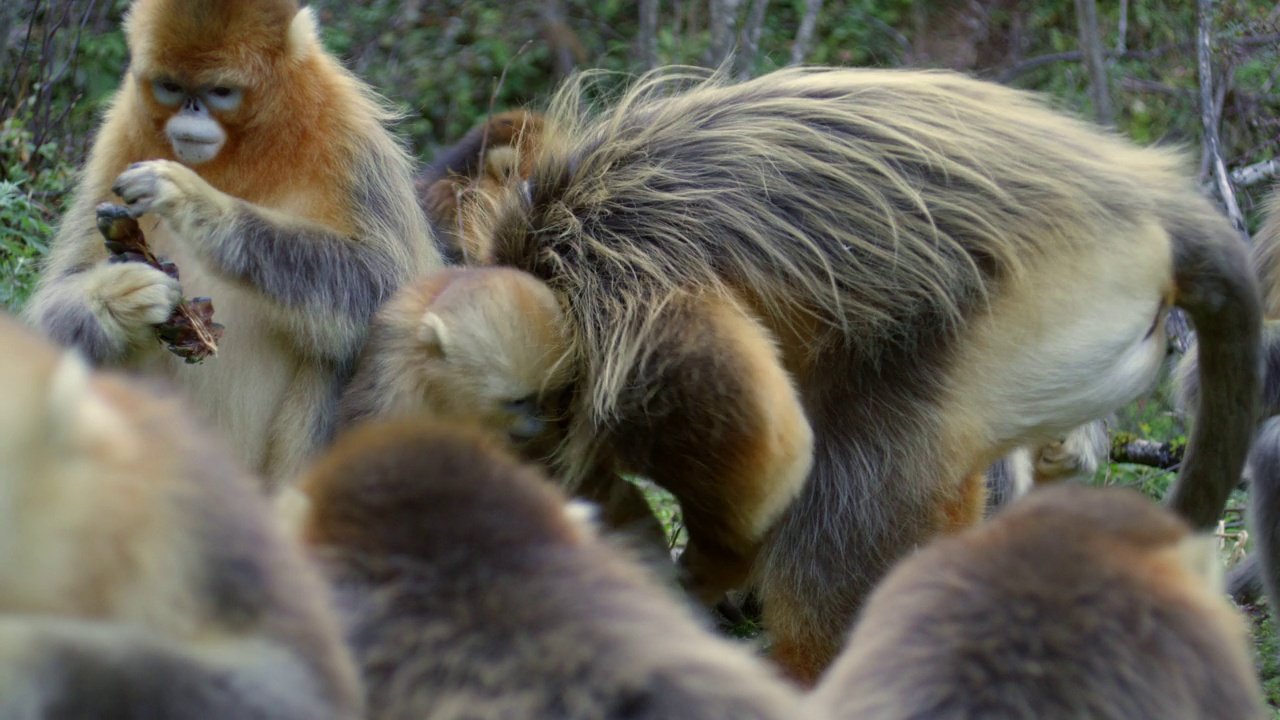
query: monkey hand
1034 439 1084 480
112 160 231 233
84 261 182 341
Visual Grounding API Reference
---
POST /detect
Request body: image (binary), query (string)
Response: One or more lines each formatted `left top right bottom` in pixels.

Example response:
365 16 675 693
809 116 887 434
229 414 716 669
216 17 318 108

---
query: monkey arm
0 617 349 720
24 194 181 366
112 159 410 363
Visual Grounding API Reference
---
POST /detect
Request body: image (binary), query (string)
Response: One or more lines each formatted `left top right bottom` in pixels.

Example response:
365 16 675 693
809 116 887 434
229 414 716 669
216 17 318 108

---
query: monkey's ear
46 353 135 459
417 312 451 359
1176 533 1225 590
286 6 320 60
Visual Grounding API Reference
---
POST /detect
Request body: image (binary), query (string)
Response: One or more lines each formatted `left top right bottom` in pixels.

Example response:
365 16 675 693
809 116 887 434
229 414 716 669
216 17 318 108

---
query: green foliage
0 118 73 311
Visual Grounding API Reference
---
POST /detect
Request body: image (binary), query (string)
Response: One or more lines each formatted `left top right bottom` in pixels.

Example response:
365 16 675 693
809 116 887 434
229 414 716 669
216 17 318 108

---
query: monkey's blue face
149 78 243 165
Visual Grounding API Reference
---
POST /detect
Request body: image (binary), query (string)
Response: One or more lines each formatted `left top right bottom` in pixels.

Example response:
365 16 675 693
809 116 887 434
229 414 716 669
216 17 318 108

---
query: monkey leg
611 292 814 605
754 433 962 686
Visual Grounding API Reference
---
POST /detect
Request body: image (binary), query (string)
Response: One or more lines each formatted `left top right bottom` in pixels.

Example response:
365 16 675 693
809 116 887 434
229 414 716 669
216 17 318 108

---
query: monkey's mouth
171 138 224 165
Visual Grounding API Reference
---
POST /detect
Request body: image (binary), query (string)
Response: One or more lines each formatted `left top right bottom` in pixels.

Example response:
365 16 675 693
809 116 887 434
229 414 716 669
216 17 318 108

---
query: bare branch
1197 0 1248 238
1110 436 1184 470
789 0 823 66
996 33 1280 83
1231 158 1280 188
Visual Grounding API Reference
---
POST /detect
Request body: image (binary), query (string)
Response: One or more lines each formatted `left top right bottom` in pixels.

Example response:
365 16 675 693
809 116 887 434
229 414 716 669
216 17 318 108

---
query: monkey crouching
807 483 1267 720
300 420 806 720
479 66 1260 681
0 313 362 719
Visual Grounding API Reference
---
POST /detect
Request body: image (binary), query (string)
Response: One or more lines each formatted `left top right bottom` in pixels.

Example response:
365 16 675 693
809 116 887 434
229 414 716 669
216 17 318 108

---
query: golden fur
0 313 361 718
24 0 439 489
301 419 807 720
336 266 672 561
807 484 1267 720
476 66 1260 681
416 110 544 264
339 266 571 458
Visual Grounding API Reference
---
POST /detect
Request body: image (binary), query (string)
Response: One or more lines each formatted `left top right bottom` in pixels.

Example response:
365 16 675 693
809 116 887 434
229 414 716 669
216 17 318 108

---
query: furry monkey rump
301 420 805 720
807 484 1267 720
0 313 361 719
483 66 1260 681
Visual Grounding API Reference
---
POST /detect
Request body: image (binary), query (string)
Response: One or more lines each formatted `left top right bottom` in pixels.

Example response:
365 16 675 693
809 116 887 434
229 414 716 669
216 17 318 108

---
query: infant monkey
338 266 570 459
301 419 806 720
808 483 1267 720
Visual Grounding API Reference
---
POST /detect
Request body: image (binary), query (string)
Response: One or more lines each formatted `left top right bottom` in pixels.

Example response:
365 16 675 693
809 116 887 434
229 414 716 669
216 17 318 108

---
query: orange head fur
116 0 364 220
356 267 573 455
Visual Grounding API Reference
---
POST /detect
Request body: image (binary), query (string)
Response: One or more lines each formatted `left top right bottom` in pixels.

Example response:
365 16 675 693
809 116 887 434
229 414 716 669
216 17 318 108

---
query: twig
997 33 1280 83
478 39 534 180
1197 0 1248 239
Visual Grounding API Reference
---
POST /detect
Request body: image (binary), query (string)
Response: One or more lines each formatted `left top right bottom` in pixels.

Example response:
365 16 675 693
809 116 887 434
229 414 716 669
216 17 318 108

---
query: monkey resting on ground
23 0 440 489
0 313 362 719
301 419 806 720
806 483 1267 720
415 110 544 264
471 66 1261 682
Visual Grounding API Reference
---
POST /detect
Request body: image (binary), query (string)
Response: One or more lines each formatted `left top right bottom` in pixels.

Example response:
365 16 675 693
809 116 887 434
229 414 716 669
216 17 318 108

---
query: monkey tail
1164 208 1261 531
1243 418 1280 622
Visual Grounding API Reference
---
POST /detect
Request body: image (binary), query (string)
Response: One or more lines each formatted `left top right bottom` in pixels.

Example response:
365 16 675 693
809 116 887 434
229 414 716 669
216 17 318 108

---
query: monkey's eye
203 86 242 112
151 79 184 106
504 396 537 415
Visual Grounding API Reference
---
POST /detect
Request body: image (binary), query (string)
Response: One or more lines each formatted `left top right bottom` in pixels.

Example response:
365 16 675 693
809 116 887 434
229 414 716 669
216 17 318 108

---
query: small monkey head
123 0 313 167
0 315 184 591
302 420 590 561
400 268 572 457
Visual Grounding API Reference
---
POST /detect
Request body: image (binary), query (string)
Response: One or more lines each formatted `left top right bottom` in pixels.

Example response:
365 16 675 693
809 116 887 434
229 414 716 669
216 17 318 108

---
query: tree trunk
638 0 659 71
789 0 822 66
1074 0 1113 125
735 0 769 80
708 0 740 68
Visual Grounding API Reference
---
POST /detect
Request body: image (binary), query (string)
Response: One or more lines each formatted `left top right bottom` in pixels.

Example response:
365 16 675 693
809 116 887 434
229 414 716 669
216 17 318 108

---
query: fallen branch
1109 433 1184 470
